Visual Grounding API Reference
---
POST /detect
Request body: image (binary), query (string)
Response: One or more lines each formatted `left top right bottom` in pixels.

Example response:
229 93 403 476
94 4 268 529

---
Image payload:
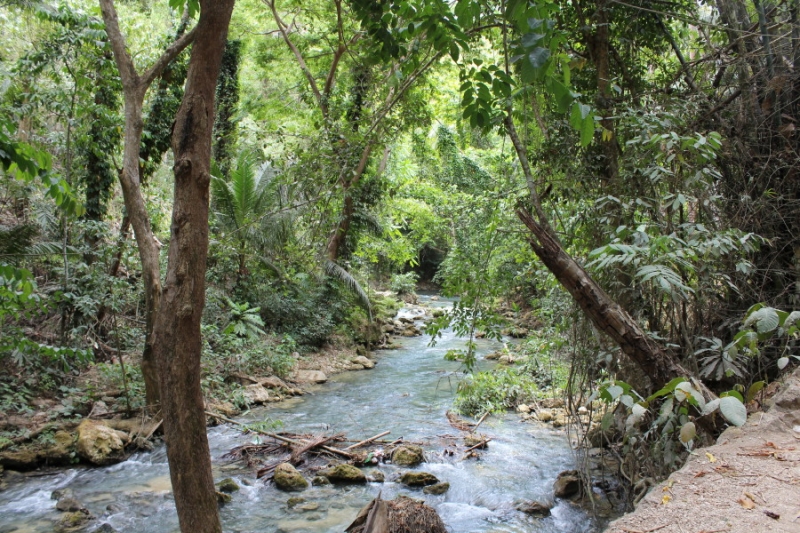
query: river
0 296 596 533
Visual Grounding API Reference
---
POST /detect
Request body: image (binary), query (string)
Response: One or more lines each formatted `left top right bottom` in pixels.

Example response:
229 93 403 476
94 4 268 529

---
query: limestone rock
311 476 330 486
56 494 84 512
294 370 328 384
273 463 308 491
540 397 565 409
76 420 124 466
553 470 582 499
536 409 553 422
391 445 424 466
517 404 531 414
216 491 232 504
216 478 240 493
318 463 366 484
42 431 76 464
243 384 272 405
287 496 305 508
400 471 439 487
351 356 375 369
423 482 450 495
368 470 385 483
464 435 488 449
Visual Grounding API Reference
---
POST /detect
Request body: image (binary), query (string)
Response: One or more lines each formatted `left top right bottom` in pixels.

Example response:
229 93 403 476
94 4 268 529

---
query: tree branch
98 0 139 89
266 0 326 116
142 25 198 87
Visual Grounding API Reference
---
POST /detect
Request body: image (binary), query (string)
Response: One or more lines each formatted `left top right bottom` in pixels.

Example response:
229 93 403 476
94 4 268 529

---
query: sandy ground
605 369 800 533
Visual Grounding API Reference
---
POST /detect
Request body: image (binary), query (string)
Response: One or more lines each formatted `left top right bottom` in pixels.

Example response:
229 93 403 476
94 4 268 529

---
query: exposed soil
605 368 800 533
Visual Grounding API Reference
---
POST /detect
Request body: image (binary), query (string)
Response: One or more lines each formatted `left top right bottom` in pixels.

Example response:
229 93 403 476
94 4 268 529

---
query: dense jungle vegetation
1 0 799 530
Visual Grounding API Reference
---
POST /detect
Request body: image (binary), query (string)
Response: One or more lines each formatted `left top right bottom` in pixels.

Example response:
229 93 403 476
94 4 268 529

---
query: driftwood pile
345 494 447 533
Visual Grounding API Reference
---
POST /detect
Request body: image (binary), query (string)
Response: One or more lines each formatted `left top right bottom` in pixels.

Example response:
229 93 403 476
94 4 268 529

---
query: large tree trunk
152 1 234 532
99 0 196 409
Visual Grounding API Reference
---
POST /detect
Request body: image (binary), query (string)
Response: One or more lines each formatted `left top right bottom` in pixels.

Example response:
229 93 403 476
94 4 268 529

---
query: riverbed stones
294 370 328 384
76 420 124 466
553 470 582 498
216 477 240 493
56 493 84 512
422 482 450 495
400 471 439 487
368 470 385 483
216 491 232 505
311 475 331 486
273 463 308 491
318 463 366 484
391 445 424 466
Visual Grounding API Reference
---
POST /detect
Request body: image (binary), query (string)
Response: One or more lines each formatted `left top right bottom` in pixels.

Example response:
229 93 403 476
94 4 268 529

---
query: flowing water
0 296 597 533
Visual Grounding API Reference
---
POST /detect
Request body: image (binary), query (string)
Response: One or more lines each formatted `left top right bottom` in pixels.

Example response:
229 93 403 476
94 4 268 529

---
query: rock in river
391 445 424 466
400 471 439 487
274 463 308 491
553 469 582 498
351 356 375 369
423 482 450 495
318 463 366 484
294 370 328 384
76 420 124 466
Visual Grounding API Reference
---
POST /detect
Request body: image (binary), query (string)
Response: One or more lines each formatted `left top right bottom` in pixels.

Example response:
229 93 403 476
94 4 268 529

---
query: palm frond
324 259 372 321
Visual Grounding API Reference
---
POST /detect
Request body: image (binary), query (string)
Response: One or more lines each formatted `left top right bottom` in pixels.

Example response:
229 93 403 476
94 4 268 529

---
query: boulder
517 404 531 414
423 482 450 495
463 435 488 449
351 356 375 369
76 420 124 466
400 471 439 487
536 409 553 422
243 384 272 404
551 412 569 428
391 445 424 466
273 463 308 492
318 463 367 484
553 470 582 499
294 370 328 384
216 478 240 493
311 476 331 486
368 470 385 483
515 500 552 516
216 491 232 504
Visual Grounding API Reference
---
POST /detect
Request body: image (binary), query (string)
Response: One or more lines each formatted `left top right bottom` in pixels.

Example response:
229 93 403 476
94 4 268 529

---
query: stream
0 296 597 533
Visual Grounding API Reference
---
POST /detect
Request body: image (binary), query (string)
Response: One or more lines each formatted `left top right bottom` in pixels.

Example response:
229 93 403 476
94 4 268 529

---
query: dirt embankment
605 369 800 533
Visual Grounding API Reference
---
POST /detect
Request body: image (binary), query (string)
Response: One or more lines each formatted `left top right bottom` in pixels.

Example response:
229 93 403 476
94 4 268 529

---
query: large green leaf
719 396 747 426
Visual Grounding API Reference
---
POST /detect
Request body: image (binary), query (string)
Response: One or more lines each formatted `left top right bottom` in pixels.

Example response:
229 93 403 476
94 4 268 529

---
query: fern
323 259 372 321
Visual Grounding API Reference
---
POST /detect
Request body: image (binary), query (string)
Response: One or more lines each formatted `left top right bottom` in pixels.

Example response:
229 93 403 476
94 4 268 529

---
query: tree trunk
515 207 693 389
99 0 196 409
153 2 234 532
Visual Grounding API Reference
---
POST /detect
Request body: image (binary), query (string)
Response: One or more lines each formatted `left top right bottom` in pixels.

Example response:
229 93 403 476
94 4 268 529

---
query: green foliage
222 297 266 340
454 367 539 416
389 271 418 295
697 304 800 380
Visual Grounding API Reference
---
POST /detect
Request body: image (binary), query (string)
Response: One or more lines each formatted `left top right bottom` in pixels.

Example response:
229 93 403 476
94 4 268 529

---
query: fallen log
446 410 474 432
345 431 391 451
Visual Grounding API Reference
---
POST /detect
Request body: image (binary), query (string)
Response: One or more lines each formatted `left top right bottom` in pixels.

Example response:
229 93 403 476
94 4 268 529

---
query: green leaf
719 396 747 426
744 307 780 333
746 381 765 403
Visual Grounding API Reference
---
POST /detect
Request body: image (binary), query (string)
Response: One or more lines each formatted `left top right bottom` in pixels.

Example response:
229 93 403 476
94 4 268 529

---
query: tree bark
99 0 196 409
152 1 234 532
515 207 693 389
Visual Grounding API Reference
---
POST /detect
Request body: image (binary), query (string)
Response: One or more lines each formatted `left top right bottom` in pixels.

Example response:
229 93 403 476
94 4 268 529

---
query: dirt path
605 370 800 533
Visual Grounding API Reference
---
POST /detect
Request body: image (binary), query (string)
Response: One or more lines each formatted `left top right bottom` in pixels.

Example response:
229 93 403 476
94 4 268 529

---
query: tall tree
153 1 235 531
99 0 196 408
